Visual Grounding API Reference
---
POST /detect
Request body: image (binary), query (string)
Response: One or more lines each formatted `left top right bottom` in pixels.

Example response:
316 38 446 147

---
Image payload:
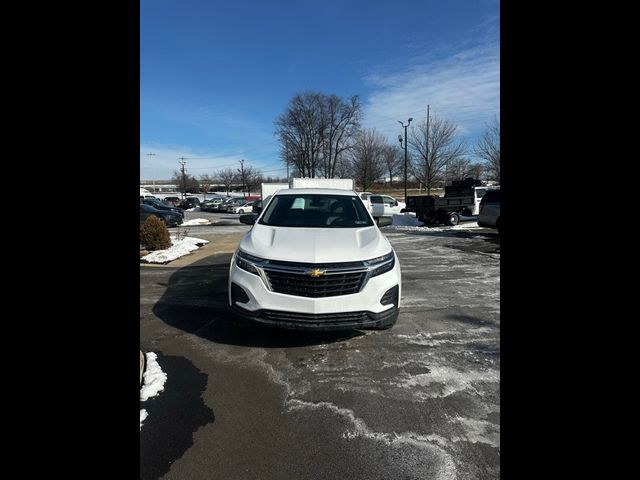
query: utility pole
237 159 246 197
178 157 187 199
426 104 432 193
398 117 413 201
285 146 290 179
147 152 156 193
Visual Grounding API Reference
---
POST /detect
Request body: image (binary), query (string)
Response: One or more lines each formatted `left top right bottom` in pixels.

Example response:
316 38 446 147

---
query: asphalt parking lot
140 215 500 480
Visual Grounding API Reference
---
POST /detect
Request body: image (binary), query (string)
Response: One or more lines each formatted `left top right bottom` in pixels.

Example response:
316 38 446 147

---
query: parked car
199 198 222 212
141 198 185 217
178 197 201 209
217 197 241 212
140 204 183 227
230 189 401 331
233 201 255 214
477 189 500 233
162 196 181 207
200 198 221 210
225 198 247 212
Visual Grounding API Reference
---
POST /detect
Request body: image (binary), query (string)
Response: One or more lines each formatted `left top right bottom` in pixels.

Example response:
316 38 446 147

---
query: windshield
258 194 374 228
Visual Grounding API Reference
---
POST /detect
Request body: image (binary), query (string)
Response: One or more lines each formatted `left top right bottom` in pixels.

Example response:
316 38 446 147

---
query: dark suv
140 204 183 227
141 198 185 218
178 197 201 209
478 189 500 233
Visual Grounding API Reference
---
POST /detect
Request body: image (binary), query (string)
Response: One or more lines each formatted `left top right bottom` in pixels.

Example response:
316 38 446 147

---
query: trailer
261 183 289 200
253 178 357 217
290 178 354 190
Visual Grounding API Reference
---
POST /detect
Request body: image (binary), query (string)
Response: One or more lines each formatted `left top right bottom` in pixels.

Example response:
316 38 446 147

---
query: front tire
446 212 460 226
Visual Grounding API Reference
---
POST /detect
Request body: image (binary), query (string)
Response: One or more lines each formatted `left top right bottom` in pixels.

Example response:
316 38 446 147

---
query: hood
239 224 392 263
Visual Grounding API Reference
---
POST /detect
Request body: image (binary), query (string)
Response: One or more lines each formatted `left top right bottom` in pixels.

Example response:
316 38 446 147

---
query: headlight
365 251 395 278
235 250 266 276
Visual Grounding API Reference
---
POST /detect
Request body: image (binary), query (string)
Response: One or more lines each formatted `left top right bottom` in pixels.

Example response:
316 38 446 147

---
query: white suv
229 189 401 330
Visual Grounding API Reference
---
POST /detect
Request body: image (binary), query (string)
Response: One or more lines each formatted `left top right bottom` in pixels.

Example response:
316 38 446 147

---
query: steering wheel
329 217 349 226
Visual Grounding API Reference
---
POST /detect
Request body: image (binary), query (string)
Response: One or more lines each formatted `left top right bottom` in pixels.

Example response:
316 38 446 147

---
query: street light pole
146 152 155 192
398 118 413 201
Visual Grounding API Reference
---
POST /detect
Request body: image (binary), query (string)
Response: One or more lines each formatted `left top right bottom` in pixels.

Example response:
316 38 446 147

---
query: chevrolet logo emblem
306 268 326 278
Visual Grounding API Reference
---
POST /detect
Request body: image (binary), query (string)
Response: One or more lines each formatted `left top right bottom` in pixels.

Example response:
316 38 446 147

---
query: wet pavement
140 224 500 480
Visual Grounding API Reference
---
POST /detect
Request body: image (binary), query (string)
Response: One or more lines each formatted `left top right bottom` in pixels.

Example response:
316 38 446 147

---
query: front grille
265 270 366 298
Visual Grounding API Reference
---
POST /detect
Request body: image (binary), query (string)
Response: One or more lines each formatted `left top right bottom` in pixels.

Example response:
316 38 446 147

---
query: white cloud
361 29 499 146
139 143 246 180
139 143 286 180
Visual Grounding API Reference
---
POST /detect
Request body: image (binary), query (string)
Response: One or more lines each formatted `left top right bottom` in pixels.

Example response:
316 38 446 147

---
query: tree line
274 91 500 194
170 161 281 196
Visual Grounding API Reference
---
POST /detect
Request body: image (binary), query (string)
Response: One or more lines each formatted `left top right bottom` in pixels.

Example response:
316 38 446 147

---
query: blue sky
140 0 499 180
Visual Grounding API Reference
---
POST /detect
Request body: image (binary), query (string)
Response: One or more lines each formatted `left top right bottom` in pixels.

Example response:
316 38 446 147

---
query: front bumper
231 302 398 331
228 252 401 330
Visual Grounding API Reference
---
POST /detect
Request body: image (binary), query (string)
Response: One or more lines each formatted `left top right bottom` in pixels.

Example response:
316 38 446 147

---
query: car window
370 196 383 204
382 196 395 204
259 194 374 228
475 188 487 198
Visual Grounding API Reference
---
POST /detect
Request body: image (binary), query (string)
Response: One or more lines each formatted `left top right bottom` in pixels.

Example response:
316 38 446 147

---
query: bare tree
445 158 485 182
275 92 325 178
474 118 500 182
171 170 199 194
382 145 403 186
275 92 362 179
199 174 213 200
333 153 352 179
409 116 466 195
215 168 237 196
243 165 263 197
349 129 386 192
467 163 485 181
320 94 362 178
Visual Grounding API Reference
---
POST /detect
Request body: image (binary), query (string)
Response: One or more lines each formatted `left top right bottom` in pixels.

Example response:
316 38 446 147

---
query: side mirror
239 214 257 225
377 216 393 227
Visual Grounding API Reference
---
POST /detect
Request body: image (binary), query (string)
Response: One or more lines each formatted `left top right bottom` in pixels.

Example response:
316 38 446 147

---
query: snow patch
141 237 209 264
140 352 167 401
450 415 500 447
396 365 499 398
386 221 486 232
140 409 148 430
391 213 424 227
181 218 211 226
140 352 167 431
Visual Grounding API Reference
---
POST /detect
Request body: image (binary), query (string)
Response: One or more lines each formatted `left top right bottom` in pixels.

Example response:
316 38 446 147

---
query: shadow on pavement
140 352 214 480
151 254 364 348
